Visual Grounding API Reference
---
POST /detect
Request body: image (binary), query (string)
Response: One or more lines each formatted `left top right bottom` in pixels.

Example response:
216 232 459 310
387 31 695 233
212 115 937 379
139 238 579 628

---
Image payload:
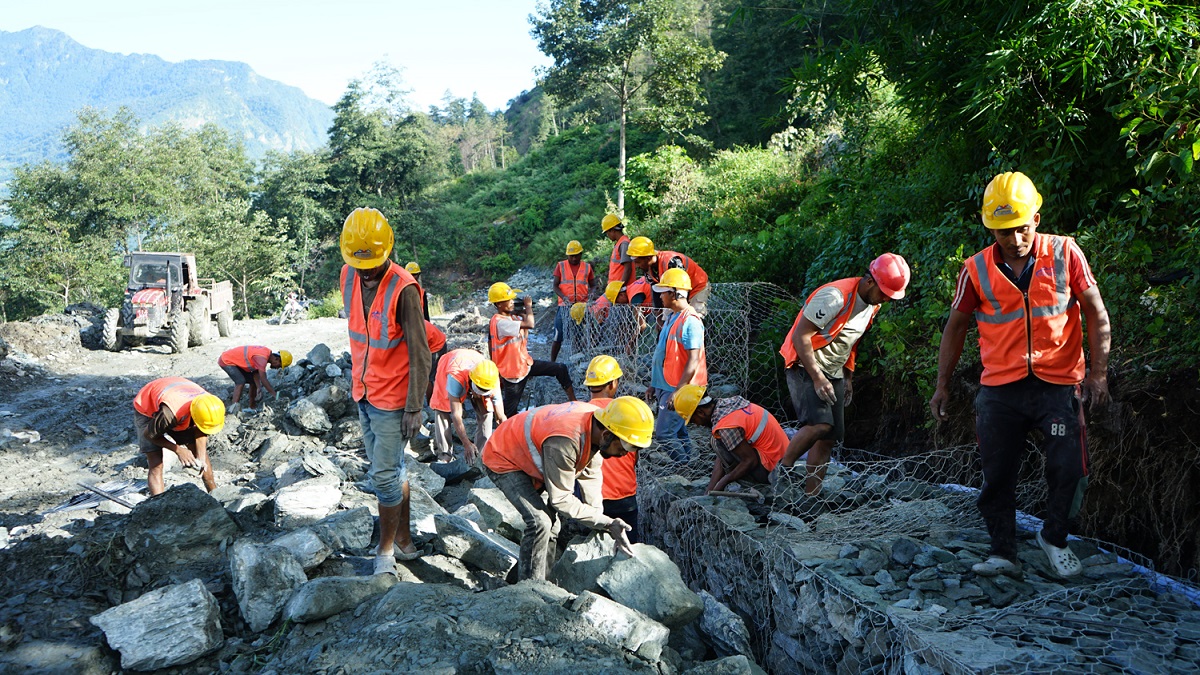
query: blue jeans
655 387 691 462
358 401 411 508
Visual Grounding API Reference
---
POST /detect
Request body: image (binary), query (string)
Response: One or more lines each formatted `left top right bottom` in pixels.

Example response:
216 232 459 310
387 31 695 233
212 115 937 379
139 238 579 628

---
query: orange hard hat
868 253 910 300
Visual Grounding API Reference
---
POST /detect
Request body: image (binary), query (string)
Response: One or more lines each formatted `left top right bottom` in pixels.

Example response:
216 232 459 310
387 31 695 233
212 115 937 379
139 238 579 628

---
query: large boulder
270 528 333 570
275 477 342 528
550 532 616 594
307 343 334 367
122 484 239 561
433 513 519 576
89 579 222 671
467 487 524 543
597 544 704 628
287 398 332 435
309 507 373 551
230 541 308 632
410 484 448 545
685 655 765 675
284 575 397 623
256 432 298 467
572 591 670 661
306 384 352 420
405 456 445 496
698 591 754 658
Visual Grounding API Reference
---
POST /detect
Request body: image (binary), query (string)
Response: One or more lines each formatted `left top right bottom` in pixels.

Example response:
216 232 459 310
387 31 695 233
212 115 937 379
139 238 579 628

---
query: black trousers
975 377 1088 560
501 359 572 418
603 495 640 544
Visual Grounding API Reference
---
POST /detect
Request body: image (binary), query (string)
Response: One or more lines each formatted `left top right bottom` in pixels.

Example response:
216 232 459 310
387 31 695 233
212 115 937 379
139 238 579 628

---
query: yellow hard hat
340 207 393 269
584 354 623 387
601 214 623 232
653 267 692 293
565 240 584 255
570 302 588 324
469 359 500 392
594 395 655 448
604 281 623 305
276 350 293 368
981 171 1043 229
488 282 520 303
405 261 421 274
671 384 708 424
190 393 226 435
627 236 656 258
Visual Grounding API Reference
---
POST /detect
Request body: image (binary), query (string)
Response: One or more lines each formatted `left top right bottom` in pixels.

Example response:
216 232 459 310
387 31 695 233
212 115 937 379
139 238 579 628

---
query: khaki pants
489 469 560 581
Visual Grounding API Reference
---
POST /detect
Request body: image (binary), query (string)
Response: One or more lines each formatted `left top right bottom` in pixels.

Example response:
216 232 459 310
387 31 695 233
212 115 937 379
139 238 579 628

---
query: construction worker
341 208 431 574
672 384 786 495
628 236 710 315
133 377 225 496
776 253 911 495
627 276 654 309
406 262 430 320
603 214 634 293
584 355 641 542
424 320 448 406
550 240 595 362
481 397 652 581
930 172 1110 579
217 346 291 407
488 282 576 419
430 350 506 465
647 268 707 460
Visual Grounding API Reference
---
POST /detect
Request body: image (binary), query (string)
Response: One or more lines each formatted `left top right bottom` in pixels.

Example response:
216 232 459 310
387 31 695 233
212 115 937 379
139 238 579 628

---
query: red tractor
102 252 235 353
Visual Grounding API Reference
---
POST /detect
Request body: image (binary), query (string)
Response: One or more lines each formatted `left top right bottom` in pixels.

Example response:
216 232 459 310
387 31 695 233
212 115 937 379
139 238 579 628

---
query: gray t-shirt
803 286 874 378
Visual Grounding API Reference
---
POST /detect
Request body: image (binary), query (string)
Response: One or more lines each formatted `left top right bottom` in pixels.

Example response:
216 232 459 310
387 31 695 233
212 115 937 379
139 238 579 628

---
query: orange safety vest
964 234 1086 386
218 345 271 371
654 251 708 295
779 277 879 372
481 402 599 488
489 313 534 381
608 234 631 283
430 348 486 413
426 321 447 353
627 277 654 308
555 260 593 305
586 396 637 500
133 377 207 432
341 261 420 411
663 309 707 388
592 295 611 323
712 401 786 472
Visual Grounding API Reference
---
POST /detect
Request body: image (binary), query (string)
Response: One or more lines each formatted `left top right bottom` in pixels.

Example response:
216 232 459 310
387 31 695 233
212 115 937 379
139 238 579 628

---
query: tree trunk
241 273 249 319
618 99 627 216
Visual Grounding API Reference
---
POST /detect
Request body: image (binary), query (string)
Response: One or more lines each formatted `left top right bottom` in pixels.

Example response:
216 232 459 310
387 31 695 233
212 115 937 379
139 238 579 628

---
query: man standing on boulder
482 397 651 581
930 171 1110 579
341 207 431 575
488 282 576 418
134 377 225 496
217 346 291 407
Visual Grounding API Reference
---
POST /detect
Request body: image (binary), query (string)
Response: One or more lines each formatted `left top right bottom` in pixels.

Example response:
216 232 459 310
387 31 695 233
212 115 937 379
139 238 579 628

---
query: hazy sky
0 0 551 110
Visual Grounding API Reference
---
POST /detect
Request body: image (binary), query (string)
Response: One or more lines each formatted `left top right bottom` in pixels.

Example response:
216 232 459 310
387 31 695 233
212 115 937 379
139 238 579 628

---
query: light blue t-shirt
651 311 704 390
445 377 502 411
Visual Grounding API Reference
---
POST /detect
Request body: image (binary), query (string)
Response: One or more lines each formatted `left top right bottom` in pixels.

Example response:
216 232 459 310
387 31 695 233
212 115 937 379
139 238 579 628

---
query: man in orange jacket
583 355 640 542
672 384 787 496
133 377 225 495
340 208 432 575
775 253 910 496
550 240 595 363
217 346 291 407
930 172 1110 579
488 282 576 419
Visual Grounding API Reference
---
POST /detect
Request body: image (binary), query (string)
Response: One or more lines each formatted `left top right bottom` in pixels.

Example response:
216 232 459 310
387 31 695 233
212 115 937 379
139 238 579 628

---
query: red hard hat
868 253 910 300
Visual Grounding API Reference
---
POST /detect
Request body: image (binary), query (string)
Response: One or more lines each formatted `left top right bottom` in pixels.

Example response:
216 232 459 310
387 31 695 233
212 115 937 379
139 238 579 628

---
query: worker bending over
430 349 505 465
672 384 786 495
930 171 1110 579
647 268 707 461
776 253 910 495
628 236 710 315
550 240 595 362
134 377 225 496
488 282 576 418
482 397 652 581
584 355 640 542
218 346 291 407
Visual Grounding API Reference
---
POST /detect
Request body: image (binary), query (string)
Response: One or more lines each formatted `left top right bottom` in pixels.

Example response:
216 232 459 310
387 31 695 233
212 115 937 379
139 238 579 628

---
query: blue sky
1 0 551 111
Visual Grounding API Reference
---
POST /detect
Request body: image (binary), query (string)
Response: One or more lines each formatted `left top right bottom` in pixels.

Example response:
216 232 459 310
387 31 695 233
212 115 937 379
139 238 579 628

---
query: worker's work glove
607 519 636 557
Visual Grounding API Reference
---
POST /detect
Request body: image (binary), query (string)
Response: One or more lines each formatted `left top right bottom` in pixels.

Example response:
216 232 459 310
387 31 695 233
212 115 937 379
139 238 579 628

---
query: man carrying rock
930 172 1110 579
487 281 576 418
430 349 506 465
584 355 641 542
217 346 291 407
340 207 432 574
481 397 652 581
671 384 787 495
134 377 225 495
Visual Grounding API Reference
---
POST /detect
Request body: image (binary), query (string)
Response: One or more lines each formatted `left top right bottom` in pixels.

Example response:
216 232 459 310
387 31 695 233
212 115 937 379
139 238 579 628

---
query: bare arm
519 297 536 330
254 369 276 397
678 348 702 391
710 440 760 493
1077 285 1111 408
929 309 973 421
448 399 475 455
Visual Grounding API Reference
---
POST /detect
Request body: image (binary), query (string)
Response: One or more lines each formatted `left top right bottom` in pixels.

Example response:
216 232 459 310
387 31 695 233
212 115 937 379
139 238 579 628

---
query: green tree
531 0 725 213
254 150 332 290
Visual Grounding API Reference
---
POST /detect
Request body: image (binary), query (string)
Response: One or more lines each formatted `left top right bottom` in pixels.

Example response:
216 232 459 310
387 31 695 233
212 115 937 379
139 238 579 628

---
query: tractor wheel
168 311 189 354
216 308 233 337
188 299 210 347
101 308 124 352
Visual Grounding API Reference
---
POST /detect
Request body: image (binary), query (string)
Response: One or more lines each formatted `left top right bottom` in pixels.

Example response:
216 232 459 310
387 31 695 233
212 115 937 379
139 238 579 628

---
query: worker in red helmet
775 253 911 495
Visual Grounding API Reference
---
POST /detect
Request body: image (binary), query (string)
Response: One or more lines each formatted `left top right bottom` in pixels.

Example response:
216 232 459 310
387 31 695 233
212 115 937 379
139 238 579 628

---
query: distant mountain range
0 26 333 184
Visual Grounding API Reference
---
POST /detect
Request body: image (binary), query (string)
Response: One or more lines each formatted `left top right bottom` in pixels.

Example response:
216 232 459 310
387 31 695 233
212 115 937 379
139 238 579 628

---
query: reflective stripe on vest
343 267 407 350
220 345 270 371
134 377 206 431
482 402 596 483
655 251 708 292
663 309 707 387
608 235 630 283
556 261 591 305
523 411 544 475
712 402 786 472
489 314 533 380
342 262 419 410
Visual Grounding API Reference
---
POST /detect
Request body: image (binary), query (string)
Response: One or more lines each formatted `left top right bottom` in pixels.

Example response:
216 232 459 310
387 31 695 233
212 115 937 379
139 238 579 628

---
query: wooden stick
77 482 136 510
708 488 764 501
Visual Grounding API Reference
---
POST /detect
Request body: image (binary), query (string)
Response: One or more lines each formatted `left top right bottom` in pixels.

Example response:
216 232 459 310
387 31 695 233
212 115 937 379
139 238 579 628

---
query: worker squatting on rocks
550 240 596 363
340 207 432 575
133 377 225 496
217 346 292 407
487 282 576 419
481 396 653 581
429 349 506 465
628 235 711 316
930 171 1111 579
647 268 707 462
671 384 787 496
775 253 911 495
583 355 641 542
